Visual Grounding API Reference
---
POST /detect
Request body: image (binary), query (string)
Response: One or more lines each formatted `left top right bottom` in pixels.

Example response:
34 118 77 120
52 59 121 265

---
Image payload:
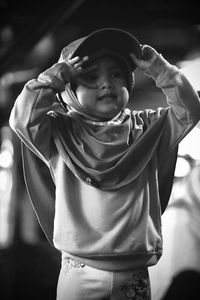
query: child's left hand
130 45 160 72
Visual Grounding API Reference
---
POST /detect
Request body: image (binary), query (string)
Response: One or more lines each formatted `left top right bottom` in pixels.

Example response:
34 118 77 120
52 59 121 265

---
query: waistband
61 251 160 272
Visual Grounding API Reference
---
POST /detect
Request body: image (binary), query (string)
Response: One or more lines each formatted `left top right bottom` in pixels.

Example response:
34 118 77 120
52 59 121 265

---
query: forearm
9 62 70 161
144 54 200 150
9 79 60 162
145 54 200 124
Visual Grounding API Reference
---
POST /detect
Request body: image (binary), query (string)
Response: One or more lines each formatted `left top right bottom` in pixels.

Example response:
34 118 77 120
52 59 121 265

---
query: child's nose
98 75 112 89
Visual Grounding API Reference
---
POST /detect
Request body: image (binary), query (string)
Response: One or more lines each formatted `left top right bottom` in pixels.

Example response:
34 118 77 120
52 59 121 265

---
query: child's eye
82 73 97 82
111 70 124 79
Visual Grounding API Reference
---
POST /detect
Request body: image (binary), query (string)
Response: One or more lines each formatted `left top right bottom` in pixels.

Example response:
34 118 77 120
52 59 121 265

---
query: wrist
38 63 70 91
144 54 174 82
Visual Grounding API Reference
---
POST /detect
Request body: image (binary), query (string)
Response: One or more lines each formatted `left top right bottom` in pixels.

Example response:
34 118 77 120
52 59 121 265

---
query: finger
68 56 89 68
73 56 89 69
129 53 141 65
75 66 83 73
82 56 89 62
142 45 158 61
68 56 80 65
71 58 90 78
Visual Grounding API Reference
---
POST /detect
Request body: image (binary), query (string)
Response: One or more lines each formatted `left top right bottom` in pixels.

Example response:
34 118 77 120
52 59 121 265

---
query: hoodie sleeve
145 54 200 149
9 62 68 164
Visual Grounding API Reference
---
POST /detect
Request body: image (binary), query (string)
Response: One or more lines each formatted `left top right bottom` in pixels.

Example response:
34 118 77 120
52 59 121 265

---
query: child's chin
97 112 120 121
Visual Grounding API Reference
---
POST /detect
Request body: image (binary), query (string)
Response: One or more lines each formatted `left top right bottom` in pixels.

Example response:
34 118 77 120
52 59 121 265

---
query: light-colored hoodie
9 36 200 271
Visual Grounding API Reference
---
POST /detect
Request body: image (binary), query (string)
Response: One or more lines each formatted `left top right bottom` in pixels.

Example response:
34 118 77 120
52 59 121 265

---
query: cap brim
72 28 142 71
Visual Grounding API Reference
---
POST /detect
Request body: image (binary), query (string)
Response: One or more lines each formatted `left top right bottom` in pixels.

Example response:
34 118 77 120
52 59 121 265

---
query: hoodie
9 33 200 271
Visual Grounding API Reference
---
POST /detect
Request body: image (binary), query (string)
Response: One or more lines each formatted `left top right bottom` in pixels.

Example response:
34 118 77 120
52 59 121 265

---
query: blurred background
0 0 200 299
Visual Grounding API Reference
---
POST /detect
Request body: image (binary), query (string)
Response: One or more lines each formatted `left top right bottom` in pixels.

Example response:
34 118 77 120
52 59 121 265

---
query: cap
70 28 142 71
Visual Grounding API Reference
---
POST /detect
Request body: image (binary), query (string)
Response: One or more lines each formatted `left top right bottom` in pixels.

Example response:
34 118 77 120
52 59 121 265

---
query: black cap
63 28 142 71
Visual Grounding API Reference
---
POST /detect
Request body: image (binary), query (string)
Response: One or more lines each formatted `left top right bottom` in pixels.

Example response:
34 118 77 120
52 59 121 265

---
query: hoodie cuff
38 63 68 92
144 54 176 84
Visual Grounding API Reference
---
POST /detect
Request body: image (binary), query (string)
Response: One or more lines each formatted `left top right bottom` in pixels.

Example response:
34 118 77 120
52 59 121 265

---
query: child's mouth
98 93 116 101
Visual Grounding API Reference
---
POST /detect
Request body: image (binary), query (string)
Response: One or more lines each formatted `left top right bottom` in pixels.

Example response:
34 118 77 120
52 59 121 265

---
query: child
9 28 200 299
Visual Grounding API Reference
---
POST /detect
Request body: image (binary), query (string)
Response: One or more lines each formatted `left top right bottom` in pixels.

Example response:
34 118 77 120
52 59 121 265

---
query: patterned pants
56 256 151 300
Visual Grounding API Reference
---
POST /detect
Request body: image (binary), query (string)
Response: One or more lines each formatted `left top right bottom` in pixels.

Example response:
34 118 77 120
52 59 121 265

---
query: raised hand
66 56 89 79
38 56 89 91
130 45 160 72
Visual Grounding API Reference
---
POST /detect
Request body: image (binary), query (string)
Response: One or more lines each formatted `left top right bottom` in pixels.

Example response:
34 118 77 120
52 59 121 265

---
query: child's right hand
38 56 89 91
65 56 89 80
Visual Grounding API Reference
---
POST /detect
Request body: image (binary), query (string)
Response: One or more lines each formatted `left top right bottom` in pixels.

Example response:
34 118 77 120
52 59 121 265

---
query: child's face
75 56 129 120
